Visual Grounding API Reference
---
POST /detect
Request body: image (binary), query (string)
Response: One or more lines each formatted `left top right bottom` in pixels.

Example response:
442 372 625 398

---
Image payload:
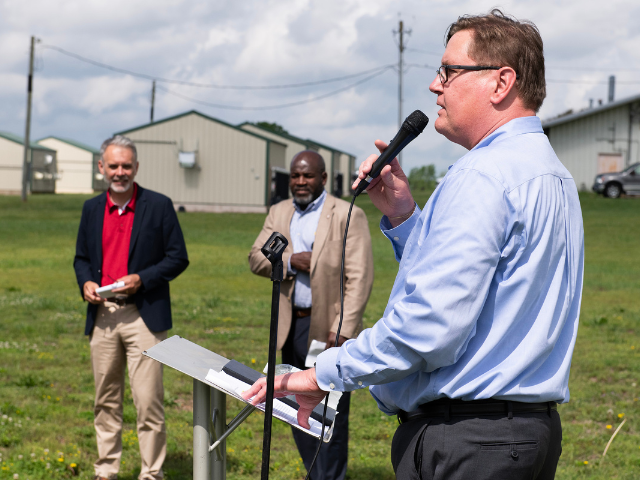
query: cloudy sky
1 0 640 174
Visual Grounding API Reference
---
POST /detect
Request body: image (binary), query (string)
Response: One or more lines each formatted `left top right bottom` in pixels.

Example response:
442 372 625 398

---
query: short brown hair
446 9 546 112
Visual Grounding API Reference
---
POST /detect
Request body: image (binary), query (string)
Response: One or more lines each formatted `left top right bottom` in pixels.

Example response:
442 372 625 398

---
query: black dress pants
391 409 562 480
281 314 350 480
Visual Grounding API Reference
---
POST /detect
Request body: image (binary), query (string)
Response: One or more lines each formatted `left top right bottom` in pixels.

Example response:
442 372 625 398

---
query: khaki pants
90 302 167 480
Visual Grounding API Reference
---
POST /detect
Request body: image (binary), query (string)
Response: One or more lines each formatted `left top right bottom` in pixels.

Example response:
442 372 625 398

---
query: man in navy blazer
74 135 188 480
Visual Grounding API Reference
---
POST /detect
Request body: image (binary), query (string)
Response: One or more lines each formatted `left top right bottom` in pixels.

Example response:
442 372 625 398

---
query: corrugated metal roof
115 110 286 147
0 131 56 151
238 122 356 157
36 136 99 153
542 92 640 128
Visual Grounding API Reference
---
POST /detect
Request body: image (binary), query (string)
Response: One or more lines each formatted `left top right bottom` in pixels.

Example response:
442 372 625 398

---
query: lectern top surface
143 335 229 382
144 335 335 442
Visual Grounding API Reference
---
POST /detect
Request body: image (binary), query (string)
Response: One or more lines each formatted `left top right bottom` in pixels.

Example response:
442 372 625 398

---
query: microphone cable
304 193 357 480
302 110 427 479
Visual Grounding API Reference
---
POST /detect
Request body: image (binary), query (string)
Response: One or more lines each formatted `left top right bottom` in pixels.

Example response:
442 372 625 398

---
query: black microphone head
401 110 429 136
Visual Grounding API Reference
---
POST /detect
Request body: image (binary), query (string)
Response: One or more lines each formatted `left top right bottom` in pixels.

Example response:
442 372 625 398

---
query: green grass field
0 191 638 480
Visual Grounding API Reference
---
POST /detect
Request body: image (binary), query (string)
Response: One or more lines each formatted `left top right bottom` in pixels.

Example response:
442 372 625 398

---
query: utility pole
21 36 36 202
150 80 156 123
394 20 410 167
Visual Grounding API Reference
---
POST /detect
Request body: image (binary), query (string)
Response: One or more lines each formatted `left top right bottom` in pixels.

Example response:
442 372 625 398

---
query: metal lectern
144 335 336 480
144 336 251 480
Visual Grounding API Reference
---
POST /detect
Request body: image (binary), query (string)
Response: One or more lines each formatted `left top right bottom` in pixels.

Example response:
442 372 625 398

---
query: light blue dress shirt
315 116 585 414
288 190 327 308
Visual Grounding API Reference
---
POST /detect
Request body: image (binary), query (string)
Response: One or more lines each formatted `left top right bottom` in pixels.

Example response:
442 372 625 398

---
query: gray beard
293 192 314 207
108 178 132 193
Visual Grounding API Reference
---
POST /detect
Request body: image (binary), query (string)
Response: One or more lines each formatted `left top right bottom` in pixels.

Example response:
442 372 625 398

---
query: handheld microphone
353 110 429 196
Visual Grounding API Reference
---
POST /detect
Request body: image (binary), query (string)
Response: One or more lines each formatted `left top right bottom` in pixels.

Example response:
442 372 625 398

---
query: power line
405 58 640 73
547 79 640 84
156 67 393 110
405 63 640 84
547 66 640 72
405 47 442 56
40 44 394 90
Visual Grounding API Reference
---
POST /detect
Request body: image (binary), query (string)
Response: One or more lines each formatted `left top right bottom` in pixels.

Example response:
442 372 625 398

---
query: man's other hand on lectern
241 368 327 429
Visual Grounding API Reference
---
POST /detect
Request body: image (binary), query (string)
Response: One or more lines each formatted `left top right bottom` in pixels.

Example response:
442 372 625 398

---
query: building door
271 169 289 205
334 173 343 198
597 153 624 174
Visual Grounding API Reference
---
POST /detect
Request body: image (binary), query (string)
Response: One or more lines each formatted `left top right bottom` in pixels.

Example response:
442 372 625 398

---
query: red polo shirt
101 183 138 287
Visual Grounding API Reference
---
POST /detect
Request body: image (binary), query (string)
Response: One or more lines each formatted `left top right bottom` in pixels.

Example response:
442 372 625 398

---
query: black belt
397 398 557 424
107 296 136 307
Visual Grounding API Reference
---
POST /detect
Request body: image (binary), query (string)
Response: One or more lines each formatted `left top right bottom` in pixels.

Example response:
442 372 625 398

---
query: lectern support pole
211 388 227 478
193 379 227 480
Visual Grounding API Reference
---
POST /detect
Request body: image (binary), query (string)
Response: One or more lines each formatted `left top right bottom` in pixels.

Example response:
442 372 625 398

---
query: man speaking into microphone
244 9 584 479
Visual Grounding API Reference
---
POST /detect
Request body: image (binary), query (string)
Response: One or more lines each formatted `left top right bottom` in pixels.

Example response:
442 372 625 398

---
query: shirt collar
107 182 138 214
471 116 543 152
294 190 327 215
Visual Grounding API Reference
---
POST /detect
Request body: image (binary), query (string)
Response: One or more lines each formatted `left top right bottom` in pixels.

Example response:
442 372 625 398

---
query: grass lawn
0 191 638 480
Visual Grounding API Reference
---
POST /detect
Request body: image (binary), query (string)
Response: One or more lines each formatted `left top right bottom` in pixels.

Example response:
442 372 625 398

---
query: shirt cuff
380 204 421 261
315 347 345 392
287 256 297 275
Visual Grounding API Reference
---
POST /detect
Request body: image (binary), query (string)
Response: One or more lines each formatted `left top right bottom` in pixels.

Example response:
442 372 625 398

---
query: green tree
408 164 437 191
256 121 289 135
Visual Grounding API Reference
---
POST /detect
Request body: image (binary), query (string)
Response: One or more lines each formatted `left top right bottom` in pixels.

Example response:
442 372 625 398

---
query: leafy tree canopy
256 121 289 135
408 164 437 191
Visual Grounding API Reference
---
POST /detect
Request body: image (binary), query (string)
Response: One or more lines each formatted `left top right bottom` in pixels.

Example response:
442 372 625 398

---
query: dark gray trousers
282 314 350 480
391 409 562 480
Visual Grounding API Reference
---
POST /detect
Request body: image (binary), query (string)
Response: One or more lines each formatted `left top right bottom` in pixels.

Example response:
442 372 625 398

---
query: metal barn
239 123 357 199
116 111 286 213
36 136 106 194
0 131 57 194
542 93 640 191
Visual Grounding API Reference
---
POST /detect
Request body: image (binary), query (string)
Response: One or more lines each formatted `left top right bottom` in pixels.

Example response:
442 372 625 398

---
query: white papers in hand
204 368 334 442
96 281 125 298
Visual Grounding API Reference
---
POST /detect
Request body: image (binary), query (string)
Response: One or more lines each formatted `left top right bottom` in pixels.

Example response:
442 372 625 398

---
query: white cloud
0 0 639 171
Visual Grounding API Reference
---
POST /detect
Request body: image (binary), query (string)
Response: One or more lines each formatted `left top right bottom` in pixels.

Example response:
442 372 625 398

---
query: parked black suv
592 163 640 198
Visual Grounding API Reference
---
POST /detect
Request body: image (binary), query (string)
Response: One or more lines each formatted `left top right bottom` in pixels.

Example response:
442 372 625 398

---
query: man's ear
98 159 105 175
322 171 327 186
489 67 518 106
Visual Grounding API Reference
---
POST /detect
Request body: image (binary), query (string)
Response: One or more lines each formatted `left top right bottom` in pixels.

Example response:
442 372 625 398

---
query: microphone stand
259 232 288 480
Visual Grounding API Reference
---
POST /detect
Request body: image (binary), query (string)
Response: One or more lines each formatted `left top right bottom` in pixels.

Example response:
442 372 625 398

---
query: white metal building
36 136 102 194
116 111 286 212
239 123 357 198
542 93 640 191
0 131 57 194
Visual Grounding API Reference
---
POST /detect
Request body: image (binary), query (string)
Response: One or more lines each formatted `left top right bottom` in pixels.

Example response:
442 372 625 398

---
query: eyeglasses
436 65 520 84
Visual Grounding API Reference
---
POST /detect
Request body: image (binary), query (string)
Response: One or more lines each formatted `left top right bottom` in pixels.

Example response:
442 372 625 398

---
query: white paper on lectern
305 339 327 368
204 369 334 442
262 363 342 411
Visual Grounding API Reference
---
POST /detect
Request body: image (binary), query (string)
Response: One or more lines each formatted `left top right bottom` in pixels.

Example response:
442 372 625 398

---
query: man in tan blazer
249 150 373 480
